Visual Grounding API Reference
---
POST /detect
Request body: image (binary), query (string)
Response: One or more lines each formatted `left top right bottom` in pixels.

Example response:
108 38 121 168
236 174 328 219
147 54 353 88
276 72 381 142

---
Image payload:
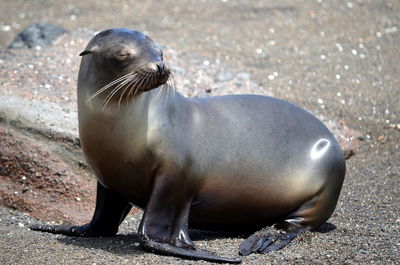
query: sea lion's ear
79 45 99 56
79 50 92 56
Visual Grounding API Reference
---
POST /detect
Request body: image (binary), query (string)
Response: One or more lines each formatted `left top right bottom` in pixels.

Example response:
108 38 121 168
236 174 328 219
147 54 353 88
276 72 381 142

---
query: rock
0 95 78 143
8 22 68 49
214 71 234 82
321 117 362 160
237 72 250 80
343 149 355 160
0 124 95 224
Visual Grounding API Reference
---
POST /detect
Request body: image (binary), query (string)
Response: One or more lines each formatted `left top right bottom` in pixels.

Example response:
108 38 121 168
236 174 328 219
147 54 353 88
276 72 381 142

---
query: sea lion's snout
156 62 167 76
141 61 170 87
155 62 170 82
146 61 169 76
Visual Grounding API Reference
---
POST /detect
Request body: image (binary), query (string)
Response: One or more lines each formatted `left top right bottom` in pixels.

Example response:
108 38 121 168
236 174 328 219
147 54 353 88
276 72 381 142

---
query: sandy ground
0 0 399 264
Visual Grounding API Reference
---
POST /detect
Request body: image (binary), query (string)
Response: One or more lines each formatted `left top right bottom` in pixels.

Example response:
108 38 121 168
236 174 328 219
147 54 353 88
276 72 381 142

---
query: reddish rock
0 124 95 224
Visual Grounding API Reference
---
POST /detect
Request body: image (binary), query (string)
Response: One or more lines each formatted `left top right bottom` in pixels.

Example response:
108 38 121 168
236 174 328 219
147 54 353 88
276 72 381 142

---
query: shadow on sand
55 222 336 256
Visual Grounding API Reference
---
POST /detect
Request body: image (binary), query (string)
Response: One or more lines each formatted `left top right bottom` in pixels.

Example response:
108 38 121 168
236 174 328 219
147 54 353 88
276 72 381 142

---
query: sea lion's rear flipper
239 220 309 256
138 173 241 264
30 182 131 237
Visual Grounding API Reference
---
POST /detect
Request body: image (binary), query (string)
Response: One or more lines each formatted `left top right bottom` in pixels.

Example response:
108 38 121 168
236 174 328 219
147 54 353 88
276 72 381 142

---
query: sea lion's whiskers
101 83 125 108
160 80 169 103
102 77 133 111
109 77 133 101
137 72 149 94
153 72 158 88
125 78 138 102
168 73 176 97
154 87 162 103
86 73 133 102
122 74 140 101
125 73 142 100
162 84 169 104
103 77 132 105
149 73 155 91
167 80 173 96
155 76 166 103
127 78 139 100
153 74 162 102
87 74 131 103
147 71 153 86
117 78 135 109
167 77 175 102
129 73 145 99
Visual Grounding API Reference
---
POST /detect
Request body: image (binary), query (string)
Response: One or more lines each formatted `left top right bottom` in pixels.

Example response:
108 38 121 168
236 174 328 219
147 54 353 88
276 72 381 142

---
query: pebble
237 72 250 80
214 71 234 82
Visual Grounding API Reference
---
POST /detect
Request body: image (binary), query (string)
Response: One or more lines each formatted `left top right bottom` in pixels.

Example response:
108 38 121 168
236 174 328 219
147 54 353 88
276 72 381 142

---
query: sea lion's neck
77 86 186 142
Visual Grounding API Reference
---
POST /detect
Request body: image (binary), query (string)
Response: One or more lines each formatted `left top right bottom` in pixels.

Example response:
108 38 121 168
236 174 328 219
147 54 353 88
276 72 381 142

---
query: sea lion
30 28 345 263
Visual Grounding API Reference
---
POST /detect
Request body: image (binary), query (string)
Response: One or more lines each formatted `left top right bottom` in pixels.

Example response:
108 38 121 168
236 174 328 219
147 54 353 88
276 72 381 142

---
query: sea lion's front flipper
30 181 132 237
239 221 309 256
142 239 240 263
138 173 240 264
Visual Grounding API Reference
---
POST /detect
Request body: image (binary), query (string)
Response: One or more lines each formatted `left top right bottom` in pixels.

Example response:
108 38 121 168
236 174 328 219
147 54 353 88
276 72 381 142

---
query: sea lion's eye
114 48 136 60
115 53 131 60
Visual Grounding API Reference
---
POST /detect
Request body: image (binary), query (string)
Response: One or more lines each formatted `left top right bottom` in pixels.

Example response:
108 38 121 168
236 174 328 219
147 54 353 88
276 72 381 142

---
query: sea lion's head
79 28 171 105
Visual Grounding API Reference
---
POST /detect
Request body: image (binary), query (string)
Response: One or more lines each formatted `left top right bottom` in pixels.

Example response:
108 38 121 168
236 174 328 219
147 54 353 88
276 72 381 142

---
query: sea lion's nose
156 62 169 77
156 62 166 74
